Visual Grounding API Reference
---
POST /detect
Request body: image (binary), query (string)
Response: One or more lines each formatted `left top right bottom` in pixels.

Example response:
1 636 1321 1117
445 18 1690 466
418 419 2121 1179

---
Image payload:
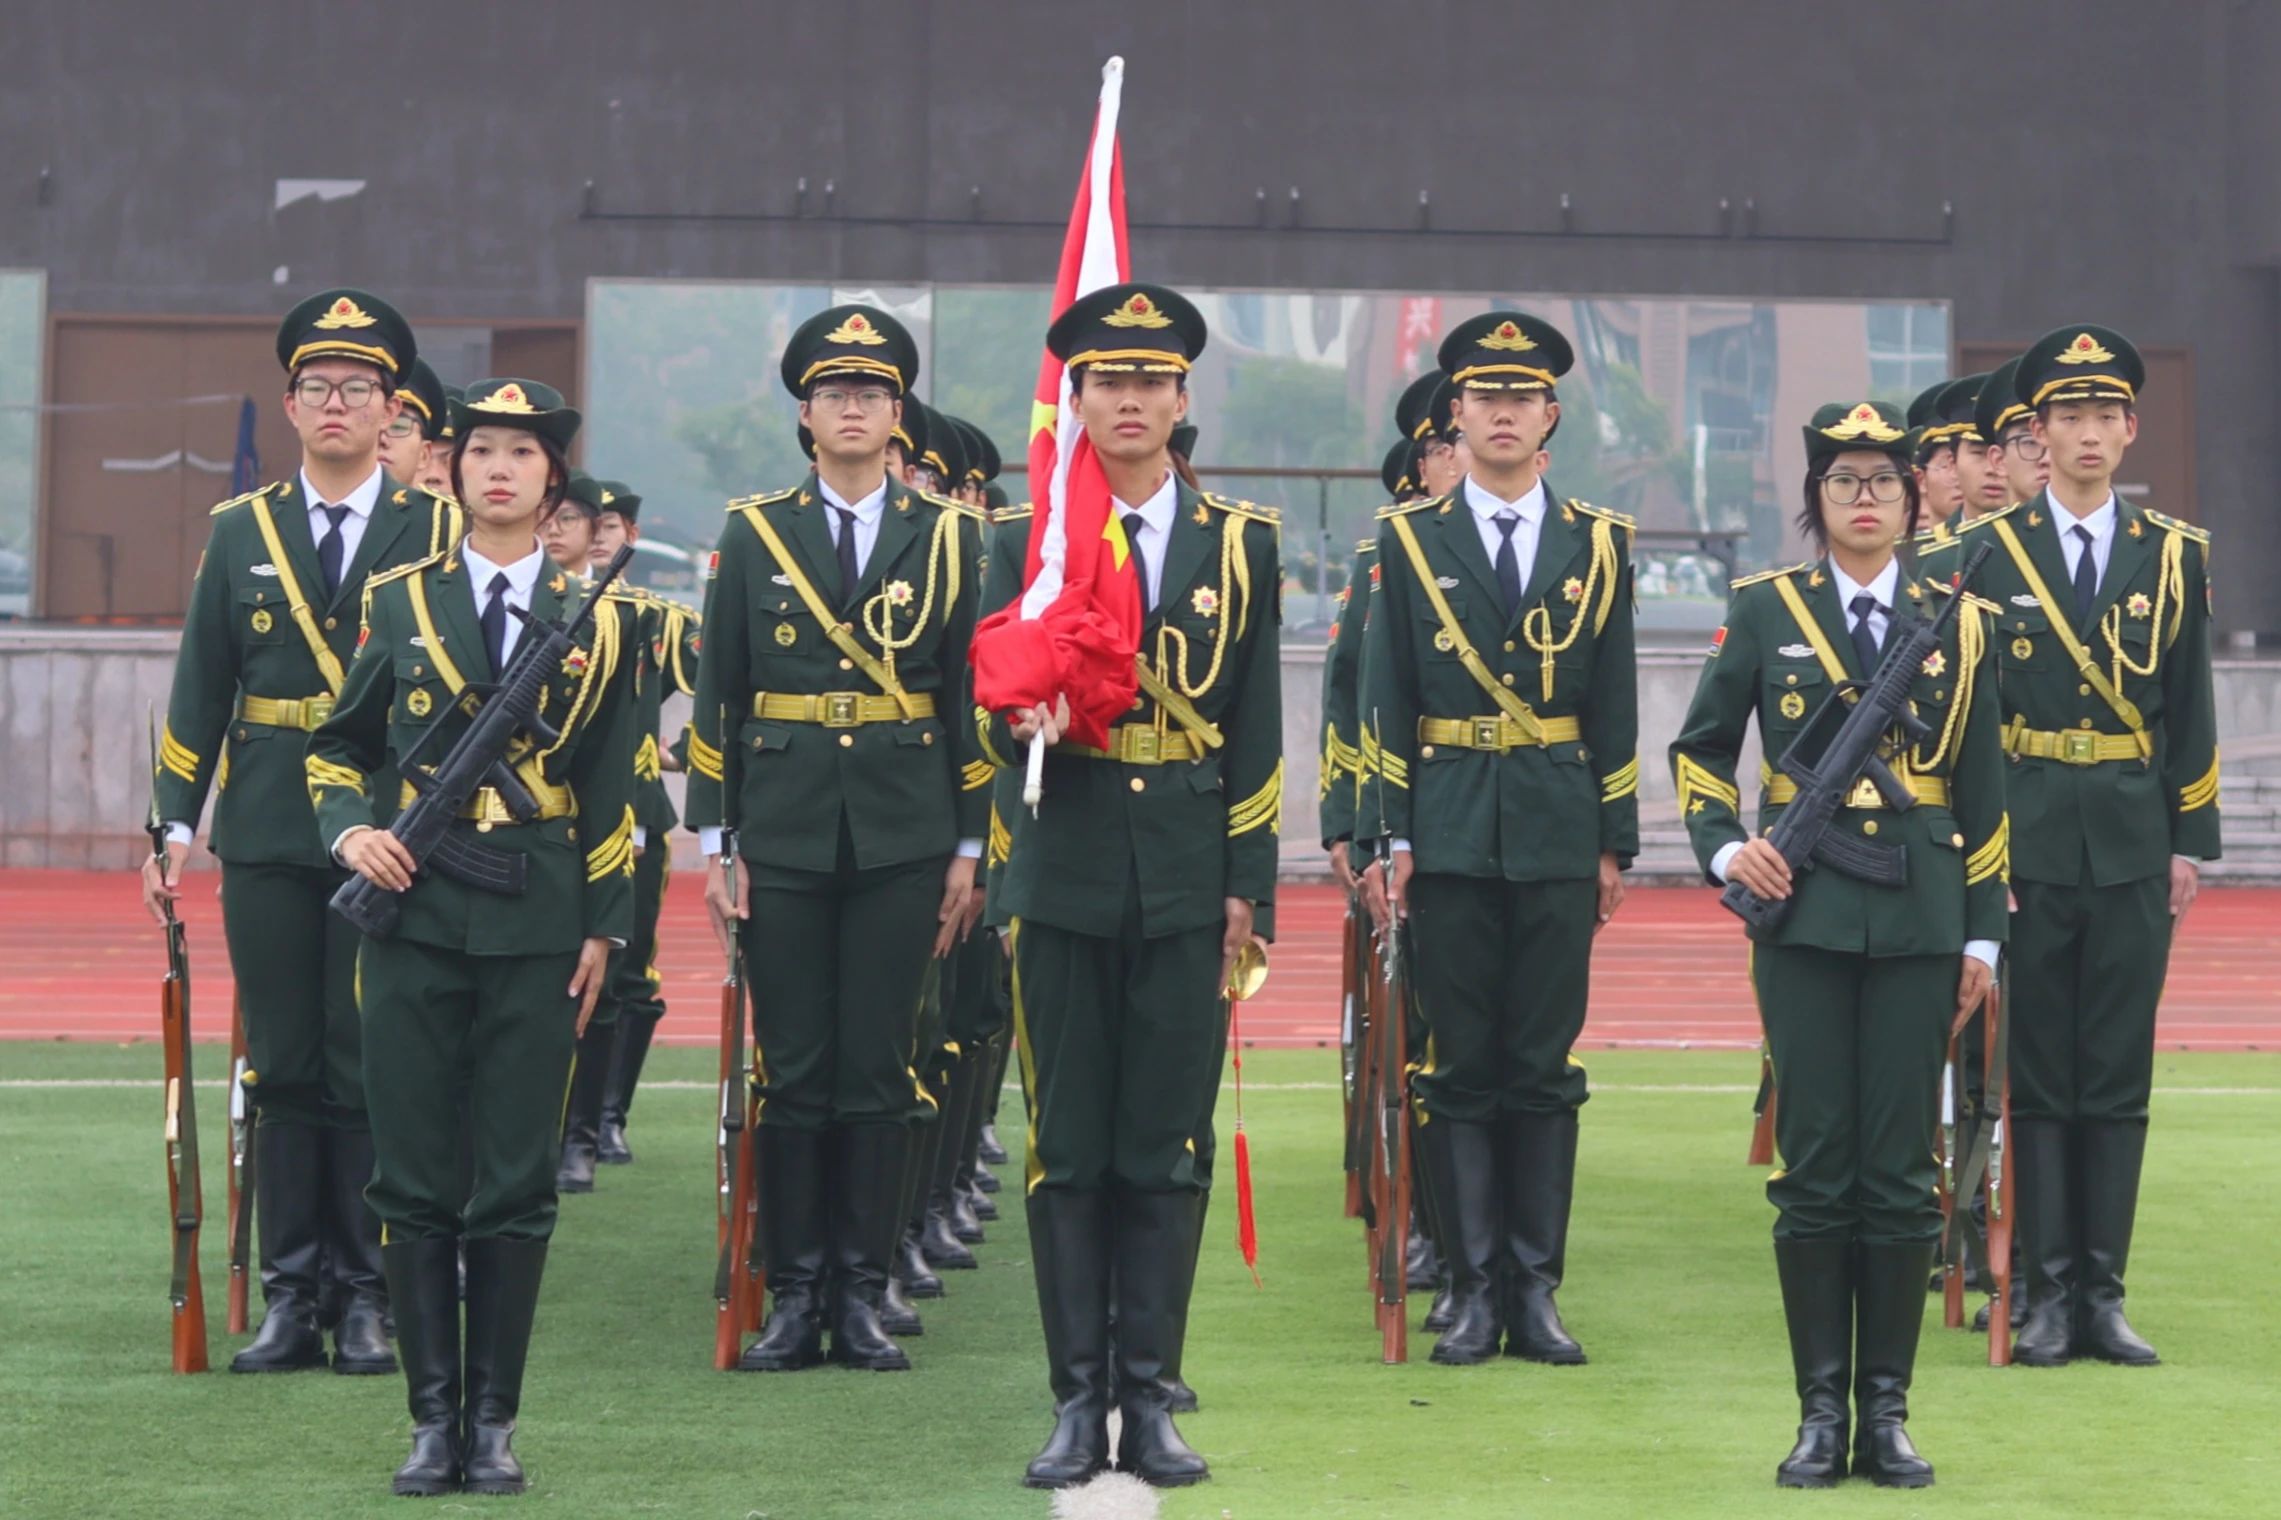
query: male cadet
543 472 600 577
688 306 986 1373
586 479 702 1167
143 289 461 1374
1322 442 1408 873
1920 327 2220 1369
981 284 1282 1489
1906 379 1966 532
1979 355 2052 511
380 358 447 491
1357 312 1639 1368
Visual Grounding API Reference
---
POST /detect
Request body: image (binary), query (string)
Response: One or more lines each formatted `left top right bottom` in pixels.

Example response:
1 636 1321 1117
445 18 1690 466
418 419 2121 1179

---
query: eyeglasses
1998 432 2047 462
292 376 384 409
1822 470 1908 505
382 417 421 440
1421 440 1456 463
810 386 895 413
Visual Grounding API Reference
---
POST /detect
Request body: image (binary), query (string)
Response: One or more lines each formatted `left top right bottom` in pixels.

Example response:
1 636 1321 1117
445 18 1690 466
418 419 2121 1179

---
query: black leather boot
232 1123 329 1372
953 1054 1000 1219
1161 1187 1207 1415
880 1270 925 1337
931 1055 987 1245
461 1236 547 1496
1772 1239 1851 1488
977 1031 1011 1166
1499 1110 1586 1363
327 1129 396 1374
2077 1121 2159 1365
1112 1188 1210 1487
825 1124 911 1371
2011 1118 2076 1366
1852 1242 1936 1487
892 1118 945 1299
738 1126 828 1371
1413 1143 1454 1331
381 1237 463 1496
1024 1189 1112 1489
878 1126 926 1337
918 1080 978 1269
553 1021 612 1194
978 1121 1009 1166
1405 1194 1442 1291
1417 1119 1502 1364
597 1008 660 1165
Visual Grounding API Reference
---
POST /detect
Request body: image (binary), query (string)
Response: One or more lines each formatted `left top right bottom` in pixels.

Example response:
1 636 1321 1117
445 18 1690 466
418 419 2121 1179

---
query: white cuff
2172 853 2200 866
699 826 725 858
163 822 194 849
632 825 649 849
1710 840 1743 884
330 824 372 867
955 838 983 860
1964 939 2000 973
1391 839 1413 855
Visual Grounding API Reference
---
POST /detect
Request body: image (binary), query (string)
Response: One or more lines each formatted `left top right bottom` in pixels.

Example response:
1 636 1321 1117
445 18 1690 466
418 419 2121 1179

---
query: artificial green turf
2 1043 2275 1519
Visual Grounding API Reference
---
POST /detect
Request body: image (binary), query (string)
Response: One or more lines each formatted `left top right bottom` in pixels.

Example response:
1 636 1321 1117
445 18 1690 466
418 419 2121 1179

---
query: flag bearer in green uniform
982 284 1282 1489
687 305 986 1374
310 378 639 1495
1920 328 2220 1369
585 480 702 1166
1356 313 1637 1368
1674 399 2008 1488
145 289 460 1377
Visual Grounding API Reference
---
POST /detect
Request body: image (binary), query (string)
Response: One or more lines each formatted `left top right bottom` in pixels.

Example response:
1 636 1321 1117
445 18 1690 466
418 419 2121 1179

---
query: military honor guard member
1977 355 2052 512
982 283 1283 1489
1356 311 1638 1369
686 305 987 1375
1920 327 2220 1369
1905 379 1966 532
145 289 461 1377
310 378 639 1495
1673 399 2008 1487
379 357 449 495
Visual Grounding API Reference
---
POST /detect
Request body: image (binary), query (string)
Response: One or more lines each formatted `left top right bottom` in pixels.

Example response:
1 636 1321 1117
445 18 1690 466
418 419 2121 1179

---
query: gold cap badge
1101 292 1173 329
2055 333 2116 366
1820 402 1906 443
823 312 888 346
476 383 537 415
314 296 376 331
1478 320 1538 353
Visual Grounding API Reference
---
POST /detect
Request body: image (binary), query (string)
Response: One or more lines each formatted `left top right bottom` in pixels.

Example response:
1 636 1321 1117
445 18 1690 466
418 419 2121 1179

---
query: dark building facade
5 0 2276 634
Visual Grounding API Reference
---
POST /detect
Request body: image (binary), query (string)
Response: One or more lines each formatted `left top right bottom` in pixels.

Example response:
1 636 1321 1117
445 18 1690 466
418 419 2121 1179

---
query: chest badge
1776 643 1814 660
886 579 914 608
1191 586 1219 618
1778 691 1807 721
1435 575 1460 589
1432 628 1456 652
249 608 274 634
2011 636 2035 661
249 563 280 578
774 622 798 648
2126 592 2151 619
1561 576 1584 603
563 648 588 674
1921 649 1946 678
406 689 433 718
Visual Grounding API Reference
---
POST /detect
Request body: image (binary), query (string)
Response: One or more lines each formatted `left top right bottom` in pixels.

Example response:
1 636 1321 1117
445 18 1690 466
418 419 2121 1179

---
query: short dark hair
450 433 573 525
2032 399 2136 424
1796 453 1921 547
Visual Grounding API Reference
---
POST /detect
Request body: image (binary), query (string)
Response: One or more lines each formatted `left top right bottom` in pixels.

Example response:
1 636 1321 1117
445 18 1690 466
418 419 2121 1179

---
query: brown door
1958 341 2194 521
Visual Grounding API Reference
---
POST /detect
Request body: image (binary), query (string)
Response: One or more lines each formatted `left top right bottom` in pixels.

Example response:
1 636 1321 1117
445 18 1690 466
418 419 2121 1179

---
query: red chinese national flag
968 57 1141 751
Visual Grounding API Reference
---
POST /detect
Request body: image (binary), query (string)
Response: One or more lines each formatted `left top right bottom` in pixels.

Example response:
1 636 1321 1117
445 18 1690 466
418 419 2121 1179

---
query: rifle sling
1990 519 2150 757
249 493 348 696
742 507 920 720
1388 514 1545 744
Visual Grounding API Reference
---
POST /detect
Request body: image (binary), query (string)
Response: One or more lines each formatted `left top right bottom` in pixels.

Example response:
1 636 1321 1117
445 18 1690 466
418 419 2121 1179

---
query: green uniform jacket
684 474 987 869
980 505 1033 930
155 477 463 866
306 551 640 953
605 589 702 836
978 480 1284 941
1317 540 1376 848
1670 559 2010 954
1356 487 1640 877
1918 495 2220 885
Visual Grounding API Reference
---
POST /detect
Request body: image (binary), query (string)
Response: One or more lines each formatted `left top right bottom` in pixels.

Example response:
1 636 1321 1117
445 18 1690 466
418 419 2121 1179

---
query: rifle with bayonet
1363 716 1411 1362
713 828 758 1368
1722 542 1994 932
225 996 253 1334
330 545 636 939
147 712 209 1373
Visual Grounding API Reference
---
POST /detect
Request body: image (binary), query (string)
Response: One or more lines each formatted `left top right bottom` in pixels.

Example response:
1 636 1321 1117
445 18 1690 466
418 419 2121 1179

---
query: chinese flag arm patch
1708 625 1727 656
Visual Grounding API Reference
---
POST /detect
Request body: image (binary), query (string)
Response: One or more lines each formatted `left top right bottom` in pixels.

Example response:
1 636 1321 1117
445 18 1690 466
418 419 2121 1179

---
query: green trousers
1010 911 1227 1195
596 841 671 1030
220 860 366 1130
740 844 944 1131
2009 875 2171 1123
945 914 1010 1050
1753 944 1951 1244
358 936 580 1240
1405 874 1596 1122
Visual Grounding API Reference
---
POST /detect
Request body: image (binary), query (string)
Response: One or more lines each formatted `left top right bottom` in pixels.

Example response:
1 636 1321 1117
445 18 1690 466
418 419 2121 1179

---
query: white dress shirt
458 537 547 671
2052 490 2118 591
817 473 889 578
1113 470 1179 609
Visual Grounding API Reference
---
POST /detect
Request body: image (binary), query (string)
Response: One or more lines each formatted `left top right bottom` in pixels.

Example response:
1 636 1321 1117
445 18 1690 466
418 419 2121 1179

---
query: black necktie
1849 591 1883 675
1123 512 1153 613
317 504 350 599
834 507 860 605
481 572 510 675
1493 510 1523 617
2071 525 2098 624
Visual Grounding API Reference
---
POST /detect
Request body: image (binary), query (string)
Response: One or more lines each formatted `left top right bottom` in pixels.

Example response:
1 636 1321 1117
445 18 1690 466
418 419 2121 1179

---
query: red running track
8 871 2276 1051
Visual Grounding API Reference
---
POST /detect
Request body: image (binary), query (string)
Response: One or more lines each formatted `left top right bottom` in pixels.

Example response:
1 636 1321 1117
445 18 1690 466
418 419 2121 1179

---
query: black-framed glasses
1822 470 1908 505
382 417 421 440
1998 431 2047 462
292 376 384 409
810 386 894 413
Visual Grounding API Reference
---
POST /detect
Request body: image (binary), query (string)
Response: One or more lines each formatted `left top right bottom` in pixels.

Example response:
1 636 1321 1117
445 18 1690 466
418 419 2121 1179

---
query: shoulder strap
1989 518 2151 755
1133 658 1225 750
1387 512 1544 744
404 572 470 697
248 491 348 695
741 506 918 719
1768 574 1851 688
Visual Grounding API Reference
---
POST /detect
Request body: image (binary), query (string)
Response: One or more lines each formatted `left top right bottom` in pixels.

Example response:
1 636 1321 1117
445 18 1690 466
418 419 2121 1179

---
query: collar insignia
392 489 408 505
1904 581 1924 602
2055 333 2116 366
2126 517 2144 539
314 296 377 330
824 312 888 345
1478 320 1537 353
1808 569 1826 588
1101 292 1173 329
1192 503 1211 526
549 572 568 594
2027 510 2043 528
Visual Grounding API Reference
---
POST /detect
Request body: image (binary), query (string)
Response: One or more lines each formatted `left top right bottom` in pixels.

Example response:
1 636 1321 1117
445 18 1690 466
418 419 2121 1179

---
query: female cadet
1670 400 2008 1490
309 379 638 1497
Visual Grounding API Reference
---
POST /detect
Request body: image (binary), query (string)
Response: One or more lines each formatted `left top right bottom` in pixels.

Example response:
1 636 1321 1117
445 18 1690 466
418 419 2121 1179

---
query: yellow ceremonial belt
741 507 921 720
1999 718 2145 767
248 494 348 695
1416 714 1584 752
1387 513 1547 745
751 691 935 725
235 694 337 731
1062 725 1207 764
1989 519 2152 760
1761 769 1950 809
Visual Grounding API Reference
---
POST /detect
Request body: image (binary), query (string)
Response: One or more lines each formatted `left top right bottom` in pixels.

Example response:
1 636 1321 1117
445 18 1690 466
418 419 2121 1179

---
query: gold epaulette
1201 492 1279 525
1730 562 1810 591
1568 499 1636 531
362 551 445 595
1964 591 2001 615
991 502 1035 525
726 487 798 513
210 482 280 516
917 489 988 522
1355 538 1378 556
1949 501 2021 537
1912 518 1955 549
1376 494 1444 519
2144 508 2210 546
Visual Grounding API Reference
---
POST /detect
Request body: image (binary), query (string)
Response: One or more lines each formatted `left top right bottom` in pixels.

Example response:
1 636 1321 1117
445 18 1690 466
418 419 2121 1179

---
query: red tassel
1230 994 1262 1287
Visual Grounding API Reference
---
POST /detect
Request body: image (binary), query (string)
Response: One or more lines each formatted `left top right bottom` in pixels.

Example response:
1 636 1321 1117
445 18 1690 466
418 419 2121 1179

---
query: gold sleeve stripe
2178 753 2221 813
304 755 369 806
1226 760 1285 838
1599 757 1639 803
960 758 994 792
987 806 1013 866
159 725 202 783
1362 726 1410 789
586 806 637 882
687 731 726 783
1675 753 1740 812
1965 816 2010 886
975 704 1011 769
634 733 663 782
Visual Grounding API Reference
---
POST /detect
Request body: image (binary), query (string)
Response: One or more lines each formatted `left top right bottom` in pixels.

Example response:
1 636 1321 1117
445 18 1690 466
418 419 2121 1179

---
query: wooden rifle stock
1983 977 2014 1366
1364 911 1410 1363
712 838 751 1370
1339 890 1366 1221
225 996 252 1334
158 908 209 1373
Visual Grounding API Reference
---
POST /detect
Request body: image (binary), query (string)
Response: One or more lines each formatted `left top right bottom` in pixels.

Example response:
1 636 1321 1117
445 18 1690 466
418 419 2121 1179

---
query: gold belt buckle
2060 730 2099 765
1845 776 1883 808
1472 717 1506 751
820 692 860 728
1124 727 1161 764
303 695 335 728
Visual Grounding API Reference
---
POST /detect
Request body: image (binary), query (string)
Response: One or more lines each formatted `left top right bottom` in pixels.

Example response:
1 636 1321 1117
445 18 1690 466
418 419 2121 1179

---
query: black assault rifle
331 545 635 938
1721 542 1992 933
